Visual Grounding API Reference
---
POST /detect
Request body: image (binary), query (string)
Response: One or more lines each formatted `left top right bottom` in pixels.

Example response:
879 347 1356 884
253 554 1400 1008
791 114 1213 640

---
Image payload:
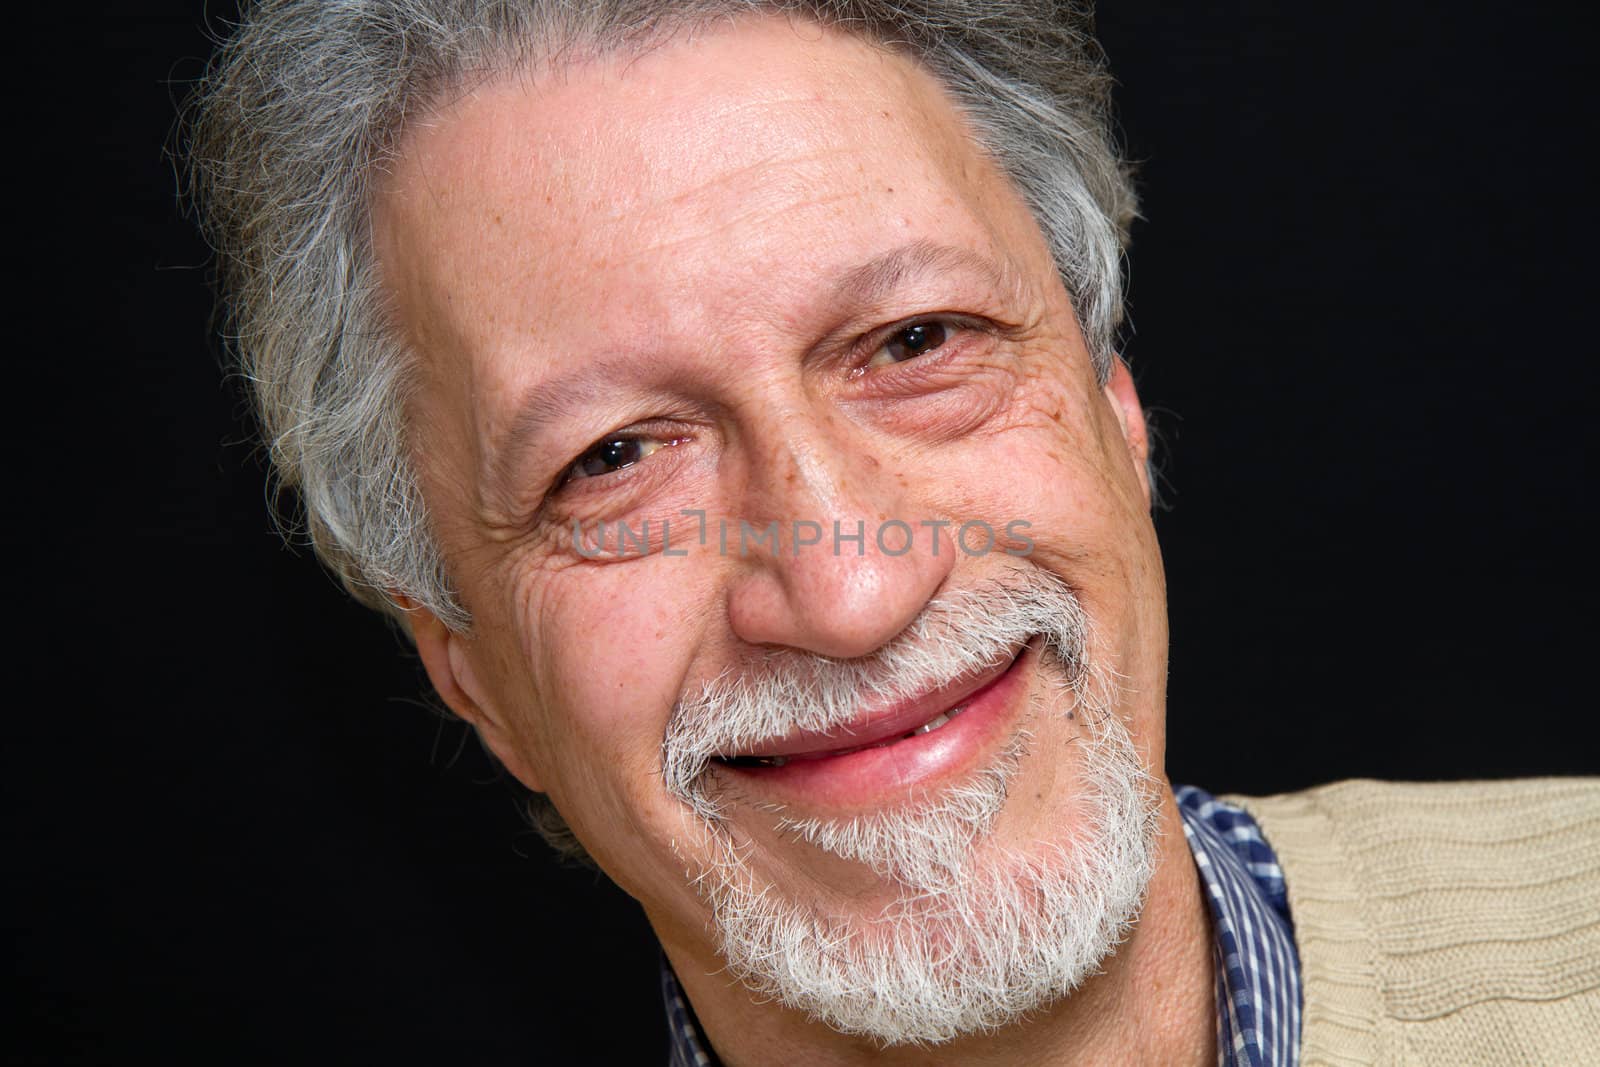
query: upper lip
720 642 1027 761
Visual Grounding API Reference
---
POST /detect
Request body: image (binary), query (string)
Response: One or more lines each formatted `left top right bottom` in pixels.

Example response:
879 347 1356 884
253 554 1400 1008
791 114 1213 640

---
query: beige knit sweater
1227 778 1600 1066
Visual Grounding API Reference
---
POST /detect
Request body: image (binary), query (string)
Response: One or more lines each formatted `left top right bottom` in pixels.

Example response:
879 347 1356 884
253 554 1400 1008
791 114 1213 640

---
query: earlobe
1103 357 1152 506
399 596 546 794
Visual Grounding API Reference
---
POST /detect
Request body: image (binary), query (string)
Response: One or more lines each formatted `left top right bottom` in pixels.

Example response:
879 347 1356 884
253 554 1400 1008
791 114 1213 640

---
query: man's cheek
925 428 1102 537
531 568 696 730
1013 350 1102 429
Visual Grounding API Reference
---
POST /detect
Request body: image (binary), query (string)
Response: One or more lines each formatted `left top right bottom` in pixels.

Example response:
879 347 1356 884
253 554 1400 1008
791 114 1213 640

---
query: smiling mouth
718 704 973 768
710 642 1028 771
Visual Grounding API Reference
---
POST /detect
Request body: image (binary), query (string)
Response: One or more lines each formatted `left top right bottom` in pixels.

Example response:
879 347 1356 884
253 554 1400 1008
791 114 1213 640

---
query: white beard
662 569 1161 1045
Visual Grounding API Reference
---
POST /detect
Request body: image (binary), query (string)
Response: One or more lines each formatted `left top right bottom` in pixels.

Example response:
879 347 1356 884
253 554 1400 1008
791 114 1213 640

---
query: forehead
372 16 1048 471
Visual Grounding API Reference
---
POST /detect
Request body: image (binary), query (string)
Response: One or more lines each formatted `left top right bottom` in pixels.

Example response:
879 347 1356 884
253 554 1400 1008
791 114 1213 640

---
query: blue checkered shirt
663 786 1302 1065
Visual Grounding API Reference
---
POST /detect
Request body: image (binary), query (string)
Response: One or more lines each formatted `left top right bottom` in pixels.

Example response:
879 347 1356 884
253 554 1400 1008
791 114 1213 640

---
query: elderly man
188 2 1598 1063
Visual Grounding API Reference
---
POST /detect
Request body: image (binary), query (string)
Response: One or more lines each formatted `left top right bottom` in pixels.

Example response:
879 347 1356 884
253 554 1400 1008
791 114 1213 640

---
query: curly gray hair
185 0 1136 859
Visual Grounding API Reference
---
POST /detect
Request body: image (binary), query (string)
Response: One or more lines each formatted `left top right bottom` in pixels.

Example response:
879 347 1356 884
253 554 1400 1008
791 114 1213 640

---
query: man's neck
666 793 1216 1067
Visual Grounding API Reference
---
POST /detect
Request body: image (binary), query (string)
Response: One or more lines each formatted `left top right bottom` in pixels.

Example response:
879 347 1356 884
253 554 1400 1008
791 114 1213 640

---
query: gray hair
185 0 1135 857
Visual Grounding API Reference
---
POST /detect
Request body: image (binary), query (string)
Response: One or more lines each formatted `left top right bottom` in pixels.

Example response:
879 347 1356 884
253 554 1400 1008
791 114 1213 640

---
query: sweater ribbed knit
1227 778 1600 1066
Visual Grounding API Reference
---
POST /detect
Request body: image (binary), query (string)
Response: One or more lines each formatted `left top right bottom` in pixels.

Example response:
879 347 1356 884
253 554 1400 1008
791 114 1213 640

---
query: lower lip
717 643 1034 811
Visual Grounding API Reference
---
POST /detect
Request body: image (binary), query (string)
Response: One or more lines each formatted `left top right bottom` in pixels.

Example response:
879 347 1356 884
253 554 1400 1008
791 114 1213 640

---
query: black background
16 2 1595 1062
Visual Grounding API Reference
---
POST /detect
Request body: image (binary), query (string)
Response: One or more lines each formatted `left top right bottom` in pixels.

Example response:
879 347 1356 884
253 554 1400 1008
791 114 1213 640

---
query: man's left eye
867 321 950 368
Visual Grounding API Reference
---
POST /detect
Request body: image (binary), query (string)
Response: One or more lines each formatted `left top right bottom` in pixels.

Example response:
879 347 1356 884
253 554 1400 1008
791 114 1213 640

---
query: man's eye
867 321 950 368
566 435 664 482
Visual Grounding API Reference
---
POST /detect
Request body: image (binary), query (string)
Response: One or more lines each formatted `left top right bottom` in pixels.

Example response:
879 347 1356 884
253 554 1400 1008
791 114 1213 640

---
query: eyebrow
482 350 651 507
831 239 1021 310
483 240 1020 504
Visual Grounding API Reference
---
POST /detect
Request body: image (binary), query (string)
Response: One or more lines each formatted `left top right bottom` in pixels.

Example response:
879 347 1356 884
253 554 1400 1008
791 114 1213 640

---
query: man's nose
723 422 955 660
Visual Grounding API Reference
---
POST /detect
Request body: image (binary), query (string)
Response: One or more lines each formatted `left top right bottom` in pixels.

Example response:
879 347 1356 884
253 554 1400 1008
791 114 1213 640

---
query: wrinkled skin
374 16 1212 1066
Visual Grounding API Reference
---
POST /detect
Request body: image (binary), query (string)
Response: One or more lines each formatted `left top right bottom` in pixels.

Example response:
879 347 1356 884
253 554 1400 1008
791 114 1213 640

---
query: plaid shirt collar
664 785 1302 1066
1177 785 1303 1067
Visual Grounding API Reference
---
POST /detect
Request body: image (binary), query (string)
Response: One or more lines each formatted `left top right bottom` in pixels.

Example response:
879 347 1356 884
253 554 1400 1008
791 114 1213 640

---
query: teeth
907 704 966 738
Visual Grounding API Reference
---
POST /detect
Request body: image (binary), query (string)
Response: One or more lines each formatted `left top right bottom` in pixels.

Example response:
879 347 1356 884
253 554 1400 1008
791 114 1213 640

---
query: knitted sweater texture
1228 778 1600 1066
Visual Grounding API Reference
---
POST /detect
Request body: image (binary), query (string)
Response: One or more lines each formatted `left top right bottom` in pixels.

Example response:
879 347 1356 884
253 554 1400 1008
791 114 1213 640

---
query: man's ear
1103 356 1152 507
399 597 546 794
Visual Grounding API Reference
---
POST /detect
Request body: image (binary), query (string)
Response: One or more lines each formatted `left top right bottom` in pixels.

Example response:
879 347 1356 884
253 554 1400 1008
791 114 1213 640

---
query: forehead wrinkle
652 145 862 216
627 188 863 267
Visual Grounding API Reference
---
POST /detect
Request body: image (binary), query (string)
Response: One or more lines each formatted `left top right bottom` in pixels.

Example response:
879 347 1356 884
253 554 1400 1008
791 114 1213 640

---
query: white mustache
661 567 1095 811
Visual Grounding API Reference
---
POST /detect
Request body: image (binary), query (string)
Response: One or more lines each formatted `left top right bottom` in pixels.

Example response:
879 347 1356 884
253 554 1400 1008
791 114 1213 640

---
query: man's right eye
563 434 676 484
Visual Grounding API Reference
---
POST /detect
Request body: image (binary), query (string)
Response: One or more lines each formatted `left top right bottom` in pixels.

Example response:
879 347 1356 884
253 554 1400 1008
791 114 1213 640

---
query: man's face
375 14 1167 1040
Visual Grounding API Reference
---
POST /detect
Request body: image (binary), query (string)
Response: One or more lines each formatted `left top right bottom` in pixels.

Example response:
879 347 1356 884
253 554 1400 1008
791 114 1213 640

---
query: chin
681 675 1160 1046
